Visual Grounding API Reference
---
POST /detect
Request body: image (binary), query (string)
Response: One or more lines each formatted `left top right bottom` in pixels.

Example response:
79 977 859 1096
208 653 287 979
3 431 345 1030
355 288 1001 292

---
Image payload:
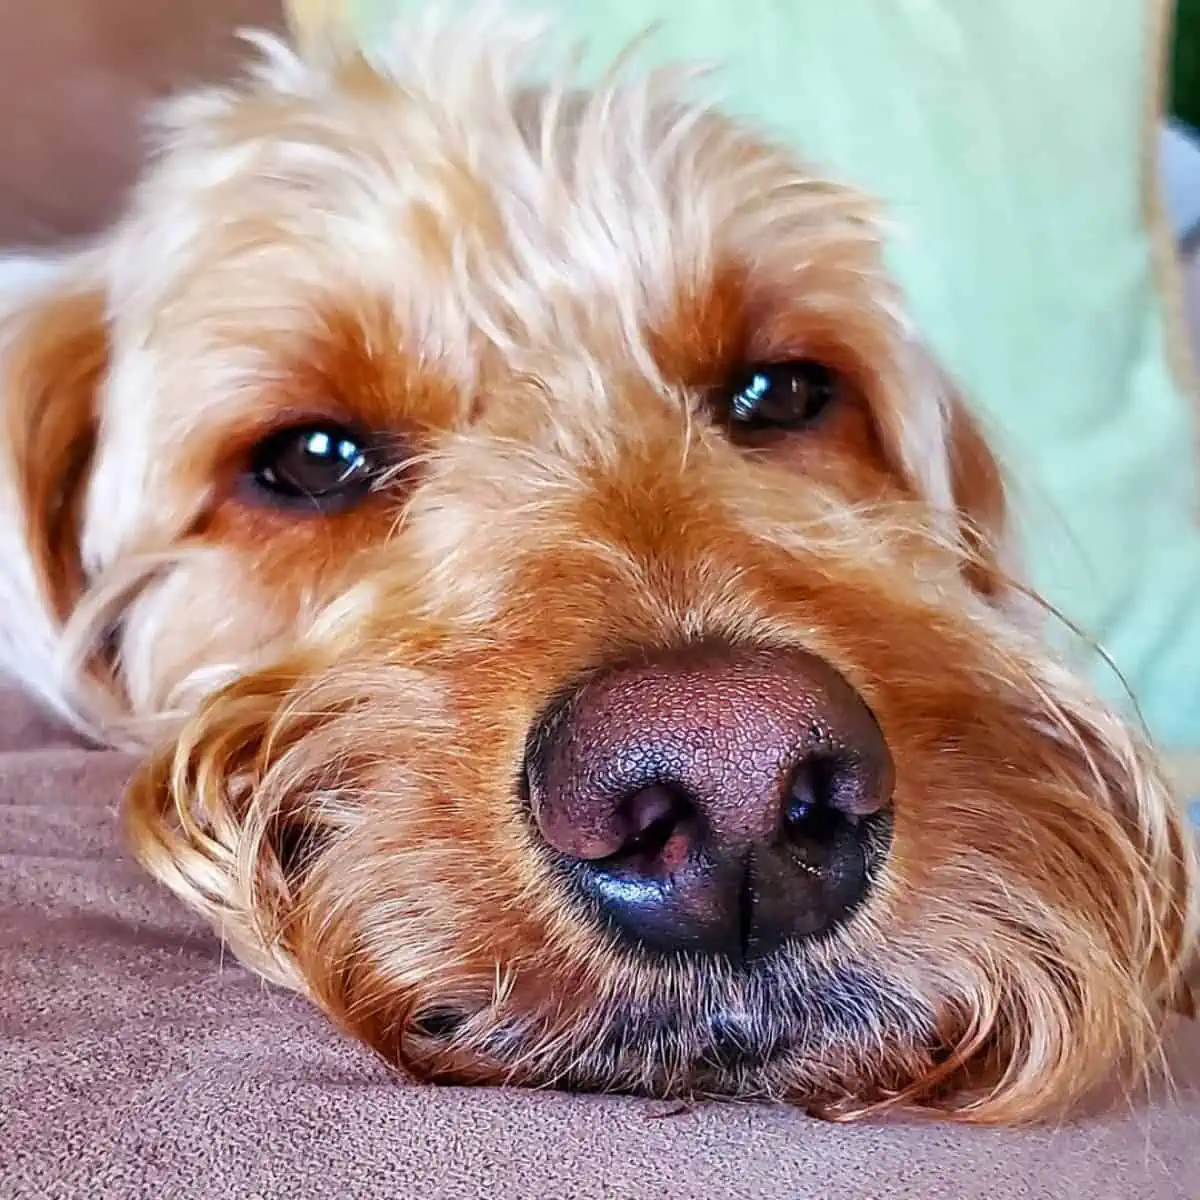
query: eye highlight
246 422 378 511
725 361 840 430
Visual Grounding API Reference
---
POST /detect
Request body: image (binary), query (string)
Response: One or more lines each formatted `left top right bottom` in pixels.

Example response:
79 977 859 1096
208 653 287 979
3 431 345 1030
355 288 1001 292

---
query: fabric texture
1 682 1198 1197
350 0 1200 748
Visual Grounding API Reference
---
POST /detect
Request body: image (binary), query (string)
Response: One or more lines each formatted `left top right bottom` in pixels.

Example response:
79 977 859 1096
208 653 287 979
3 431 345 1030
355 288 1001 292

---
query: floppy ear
900 352 1013 602
0 273 109 720
872 331 1016 603
942 383 1011 600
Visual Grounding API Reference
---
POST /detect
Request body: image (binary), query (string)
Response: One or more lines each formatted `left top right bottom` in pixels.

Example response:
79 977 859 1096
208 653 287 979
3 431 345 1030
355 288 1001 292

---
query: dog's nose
524 645 894 960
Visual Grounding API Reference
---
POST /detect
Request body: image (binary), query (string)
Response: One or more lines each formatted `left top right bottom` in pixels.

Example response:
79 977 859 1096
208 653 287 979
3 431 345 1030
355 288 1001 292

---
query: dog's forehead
116 54 886 387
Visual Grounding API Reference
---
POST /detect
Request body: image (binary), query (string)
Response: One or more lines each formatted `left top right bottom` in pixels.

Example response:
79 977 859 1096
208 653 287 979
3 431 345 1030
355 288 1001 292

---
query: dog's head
3 11 1194 1122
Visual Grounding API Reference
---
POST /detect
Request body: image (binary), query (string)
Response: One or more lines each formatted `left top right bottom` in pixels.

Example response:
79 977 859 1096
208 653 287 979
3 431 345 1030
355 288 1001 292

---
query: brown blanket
2 686 1197 1200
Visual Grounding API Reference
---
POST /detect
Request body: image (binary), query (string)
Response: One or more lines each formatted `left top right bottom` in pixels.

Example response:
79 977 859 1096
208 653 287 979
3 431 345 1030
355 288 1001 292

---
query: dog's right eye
246 422 378 512
724 361 840 431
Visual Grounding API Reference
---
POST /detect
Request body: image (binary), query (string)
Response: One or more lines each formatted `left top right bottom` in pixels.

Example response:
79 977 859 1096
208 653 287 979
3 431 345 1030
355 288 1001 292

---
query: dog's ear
875 339 1015 603
2 277 107 622
900 352 1013 603
0 274 110 723
941 379 1011 600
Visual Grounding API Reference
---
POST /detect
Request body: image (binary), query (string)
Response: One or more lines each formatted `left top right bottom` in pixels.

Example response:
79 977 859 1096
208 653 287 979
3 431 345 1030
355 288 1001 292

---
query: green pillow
349 0 1200 748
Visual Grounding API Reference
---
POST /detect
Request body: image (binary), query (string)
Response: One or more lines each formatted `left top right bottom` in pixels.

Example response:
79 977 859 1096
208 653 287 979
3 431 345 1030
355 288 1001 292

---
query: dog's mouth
404 953 928 1096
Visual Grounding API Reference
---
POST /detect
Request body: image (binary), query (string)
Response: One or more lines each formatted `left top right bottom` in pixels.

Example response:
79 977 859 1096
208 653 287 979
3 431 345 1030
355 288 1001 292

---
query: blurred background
1173 0 1200 126
1169 0 1200 250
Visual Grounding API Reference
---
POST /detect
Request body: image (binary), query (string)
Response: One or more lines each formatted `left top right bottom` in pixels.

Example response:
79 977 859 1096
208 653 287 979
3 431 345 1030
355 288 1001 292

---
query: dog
0 8 1195 1123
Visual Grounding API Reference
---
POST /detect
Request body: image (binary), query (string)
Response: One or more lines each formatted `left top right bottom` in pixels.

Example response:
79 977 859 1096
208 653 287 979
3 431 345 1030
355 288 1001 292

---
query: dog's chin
400 952 930 1102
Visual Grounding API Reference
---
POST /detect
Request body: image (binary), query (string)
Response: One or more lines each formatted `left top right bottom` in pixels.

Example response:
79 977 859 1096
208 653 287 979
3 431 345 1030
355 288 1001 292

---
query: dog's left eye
725 361 839 429
247 422 377 511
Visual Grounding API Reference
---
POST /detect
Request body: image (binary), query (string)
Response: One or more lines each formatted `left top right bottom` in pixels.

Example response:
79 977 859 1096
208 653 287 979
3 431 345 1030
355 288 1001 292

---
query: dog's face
3 16 1195 1123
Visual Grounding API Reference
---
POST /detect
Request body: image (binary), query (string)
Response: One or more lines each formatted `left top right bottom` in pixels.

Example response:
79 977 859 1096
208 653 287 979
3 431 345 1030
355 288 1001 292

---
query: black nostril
784 753 852 846
602 784 700 877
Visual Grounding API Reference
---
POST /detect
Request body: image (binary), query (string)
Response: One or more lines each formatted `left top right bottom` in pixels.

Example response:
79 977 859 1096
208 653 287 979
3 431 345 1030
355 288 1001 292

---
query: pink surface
1 685 1197 1199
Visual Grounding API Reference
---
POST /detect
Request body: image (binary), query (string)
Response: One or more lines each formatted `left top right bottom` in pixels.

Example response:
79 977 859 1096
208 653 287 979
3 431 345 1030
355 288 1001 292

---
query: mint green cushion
352 0 1200 748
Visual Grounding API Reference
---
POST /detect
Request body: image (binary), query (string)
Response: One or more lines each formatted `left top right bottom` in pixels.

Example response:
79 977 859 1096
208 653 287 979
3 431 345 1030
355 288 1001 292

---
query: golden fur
0 9 1195 1123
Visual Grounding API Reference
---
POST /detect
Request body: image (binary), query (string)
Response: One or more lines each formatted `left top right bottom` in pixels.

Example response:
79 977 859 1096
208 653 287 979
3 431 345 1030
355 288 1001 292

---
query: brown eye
726 361 839 429
247 422 376 511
